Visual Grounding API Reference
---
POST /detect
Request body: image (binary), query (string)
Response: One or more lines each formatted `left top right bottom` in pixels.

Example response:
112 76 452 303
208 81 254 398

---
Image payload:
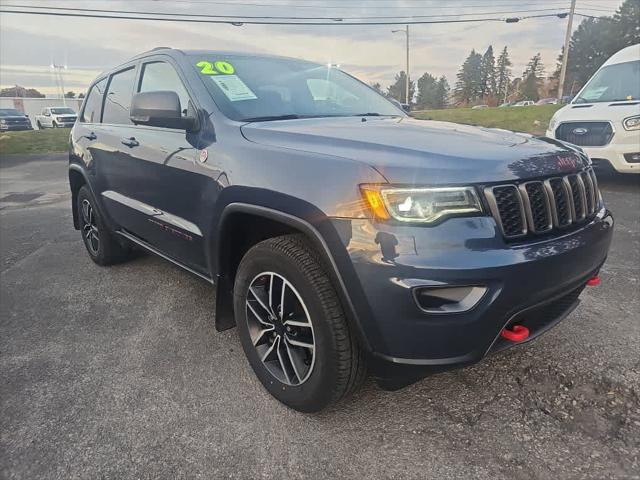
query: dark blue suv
69 48 613 412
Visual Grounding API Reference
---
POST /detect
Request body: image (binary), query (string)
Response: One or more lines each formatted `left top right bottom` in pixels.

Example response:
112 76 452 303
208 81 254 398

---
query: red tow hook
587 275 600 287
500 325 530 342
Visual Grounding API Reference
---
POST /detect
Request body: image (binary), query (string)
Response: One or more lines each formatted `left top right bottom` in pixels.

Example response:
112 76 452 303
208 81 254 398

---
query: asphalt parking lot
1 153 639 479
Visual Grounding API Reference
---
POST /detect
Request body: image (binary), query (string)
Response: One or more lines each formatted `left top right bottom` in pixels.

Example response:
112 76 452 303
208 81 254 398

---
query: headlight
623 115 640 131
360 185 482 224
548 117 557 132
0 119 6 124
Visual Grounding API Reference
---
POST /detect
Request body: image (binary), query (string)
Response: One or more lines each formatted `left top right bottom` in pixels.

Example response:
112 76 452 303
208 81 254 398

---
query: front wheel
233 235 366 412
52 121 58 128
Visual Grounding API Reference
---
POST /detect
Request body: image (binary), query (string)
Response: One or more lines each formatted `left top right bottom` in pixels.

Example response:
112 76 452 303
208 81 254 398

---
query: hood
1 115 29 120
552 101 640 123
241 116 585 185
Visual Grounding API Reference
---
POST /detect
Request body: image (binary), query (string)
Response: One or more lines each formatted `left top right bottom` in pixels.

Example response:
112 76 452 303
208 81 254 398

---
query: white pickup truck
35 107 77 129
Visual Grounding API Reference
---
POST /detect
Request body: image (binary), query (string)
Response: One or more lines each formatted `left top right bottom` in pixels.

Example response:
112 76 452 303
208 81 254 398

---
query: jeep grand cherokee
69 48 613 412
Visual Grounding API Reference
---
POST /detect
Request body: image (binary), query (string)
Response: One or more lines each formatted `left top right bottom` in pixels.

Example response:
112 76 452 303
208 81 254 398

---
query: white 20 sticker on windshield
210 75 257 102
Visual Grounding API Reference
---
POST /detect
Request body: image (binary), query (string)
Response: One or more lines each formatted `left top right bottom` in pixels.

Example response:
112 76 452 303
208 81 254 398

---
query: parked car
69 48 613 412
547 44 640 174
498 102 511 108
0 108 33 131
35 107 77 129
513 100 535 107
471 104 489 109
536 98 559 105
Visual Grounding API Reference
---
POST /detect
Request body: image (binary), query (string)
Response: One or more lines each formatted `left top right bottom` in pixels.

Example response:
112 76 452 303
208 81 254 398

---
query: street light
392 25 410 105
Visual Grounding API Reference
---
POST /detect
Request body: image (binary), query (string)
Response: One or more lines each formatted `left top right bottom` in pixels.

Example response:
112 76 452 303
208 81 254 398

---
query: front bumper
546 127 640 174
0 124 33 131
331 207 613 384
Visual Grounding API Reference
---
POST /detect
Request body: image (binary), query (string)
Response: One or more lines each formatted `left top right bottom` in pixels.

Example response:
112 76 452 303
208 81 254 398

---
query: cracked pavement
1 154 639 479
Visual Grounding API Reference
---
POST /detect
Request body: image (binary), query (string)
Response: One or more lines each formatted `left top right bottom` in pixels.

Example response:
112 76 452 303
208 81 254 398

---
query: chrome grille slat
580 171 595 214
487 168 599 240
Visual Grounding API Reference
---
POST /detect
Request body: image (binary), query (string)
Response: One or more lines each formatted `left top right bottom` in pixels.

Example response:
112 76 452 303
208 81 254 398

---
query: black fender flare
68 164 115 232
213 202 373 352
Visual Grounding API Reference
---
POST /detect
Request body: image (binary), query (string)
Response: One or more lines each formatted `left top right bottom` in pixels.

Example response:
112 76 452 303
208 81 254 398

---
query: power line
38 0 574 9
574 12 617 20
1 4 573 20
0 8 571 25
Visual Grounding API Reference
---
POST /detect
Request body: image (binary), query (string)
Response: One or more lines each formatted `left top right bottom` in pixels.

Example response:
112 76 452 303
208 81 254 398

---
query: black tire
36 121 43 129
52 121 58 128
233 234 366 412
77 185 130 266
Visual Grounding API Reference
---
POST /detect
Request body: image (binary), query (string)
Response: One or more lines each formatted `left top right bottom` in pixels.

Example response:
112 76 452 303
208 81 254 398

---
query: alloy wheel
246 272 316 386
81 199 100 255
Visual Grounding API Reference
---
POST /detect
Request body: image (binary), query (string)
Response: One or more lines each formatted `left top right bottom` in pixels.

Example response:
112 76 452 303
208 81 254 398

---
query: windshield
0 109 23 116
574 60 640 104
190 55 403 121
51 108 76 115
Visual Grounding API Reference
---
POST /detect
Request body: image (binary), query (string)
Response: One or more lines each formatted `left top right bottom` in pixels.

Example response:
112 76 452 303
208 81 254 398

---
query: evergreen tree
520 53 545 101
454 49 483 104
479 45 496 98
435 76 450 108
370 82 384 95
416 72 437 109
495 46 512 102
387 71 415 103
416 73 450 109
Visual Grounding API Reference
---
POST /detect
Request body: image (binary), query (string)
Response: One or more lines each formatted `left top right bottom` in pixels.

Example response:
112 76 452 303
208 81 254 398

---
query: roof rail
151 46 171 51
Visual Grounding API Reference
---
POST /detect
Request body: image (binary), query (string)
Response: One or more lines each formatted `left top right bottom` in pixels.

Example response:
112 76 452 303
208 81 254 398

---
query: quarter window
81 80 107 123
139 61 190 116
102 67 136 125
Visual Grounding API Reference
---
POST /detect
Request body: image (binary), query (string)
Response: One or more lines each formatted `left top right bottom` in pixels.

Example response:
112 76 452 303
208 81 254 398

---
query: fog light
413 285 487 314
624 153 640 164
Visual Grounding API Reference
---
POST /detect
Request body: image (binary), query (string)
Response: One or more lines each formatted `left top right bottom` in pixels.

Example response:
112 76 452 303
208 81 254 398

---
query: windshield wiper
241 114 300 122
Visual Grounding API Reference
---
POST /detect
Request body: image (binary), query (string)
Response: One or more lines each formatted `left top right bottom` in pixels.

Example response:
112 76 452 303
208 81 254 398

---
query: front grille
555 122 613 146
484 167 599 240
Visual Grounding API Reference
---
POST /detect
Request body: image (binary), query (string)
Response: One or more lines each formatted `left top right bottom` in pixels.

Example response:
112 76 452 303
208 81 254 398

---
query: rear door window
81 79 107 123
102 67 136 125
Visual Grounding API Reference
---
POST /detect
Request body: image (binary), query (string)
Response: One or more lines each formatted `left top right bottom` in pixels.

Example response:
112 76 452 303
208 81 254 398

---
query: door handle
121 137 139 148
84 132 97 141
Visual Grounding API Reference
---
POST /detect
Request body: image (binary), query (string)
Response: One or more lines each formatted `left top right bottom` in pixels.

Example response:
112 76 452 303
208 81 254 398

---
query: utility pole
405 24 410 105
392 25 410 105
557 0 577 101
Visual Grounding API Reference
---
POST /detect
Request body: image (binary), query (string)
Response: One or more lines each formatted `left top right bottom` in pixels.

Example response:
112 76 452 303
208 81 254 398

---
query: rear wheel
233 235 366 412
77 186 130 265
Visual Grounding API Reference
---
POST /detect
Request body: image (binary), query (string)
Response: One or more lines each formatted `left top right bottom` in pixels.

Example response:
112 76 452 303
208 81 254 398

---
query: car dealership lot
1 154 638 479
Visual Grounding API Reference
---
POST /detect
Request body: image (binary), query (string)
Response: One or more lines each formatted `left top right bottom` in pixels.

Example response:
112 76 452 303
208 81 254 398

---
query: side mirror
130 91 196 130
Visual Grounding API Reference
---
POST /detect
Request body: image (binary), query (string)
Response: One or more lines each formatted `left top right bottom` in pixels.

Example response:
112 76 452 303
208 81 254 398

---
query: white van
546 44 640 174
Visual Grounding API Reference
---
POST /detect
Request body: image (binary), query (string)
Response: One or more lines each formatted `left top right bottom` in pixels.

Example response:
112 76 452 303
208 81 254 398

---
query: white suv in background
35 107 77 129
546 44 640 174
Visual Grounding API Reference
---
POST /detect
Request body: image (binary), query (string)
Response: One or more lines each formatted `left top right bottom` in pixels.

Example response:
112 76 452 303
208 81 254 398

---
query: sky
0 0 624 96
